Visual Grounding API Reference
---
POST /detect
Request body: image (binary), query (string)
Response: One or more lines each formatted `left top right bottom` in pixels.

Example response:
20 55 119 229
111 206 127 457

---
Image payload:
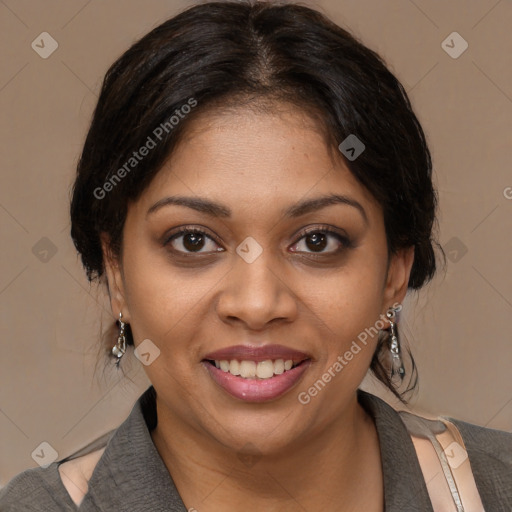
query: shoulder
0 447 106 511
396 404 512 508
446 417 512 506
446 416 512 466
0 464 62 511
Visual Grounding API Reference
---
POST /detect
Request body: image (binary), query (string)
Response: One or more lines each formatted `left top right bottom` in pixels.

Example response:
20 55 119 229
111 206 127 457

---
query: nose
215 251 298 331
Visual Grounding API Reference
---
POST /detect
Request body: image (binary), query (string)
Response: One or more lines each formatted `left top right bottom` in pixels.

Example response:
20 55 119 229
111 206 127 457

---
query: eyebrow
146 193 368 225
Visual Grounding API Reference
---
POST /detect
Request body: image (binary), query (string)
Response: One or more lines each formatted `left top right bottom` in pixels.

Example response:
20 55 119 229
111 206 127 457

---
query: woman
1 1 510 511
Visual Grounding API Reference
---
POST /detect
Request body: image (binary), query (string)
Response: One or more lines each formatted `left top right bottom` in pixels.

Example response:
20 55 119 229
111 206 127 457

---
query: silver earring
386 305 405 383
112 312 126 368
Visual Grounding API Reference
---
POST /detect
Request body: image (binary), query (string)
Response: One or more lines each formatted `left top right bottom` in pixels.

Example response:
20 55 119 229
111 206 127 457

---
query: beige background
1 0 511 484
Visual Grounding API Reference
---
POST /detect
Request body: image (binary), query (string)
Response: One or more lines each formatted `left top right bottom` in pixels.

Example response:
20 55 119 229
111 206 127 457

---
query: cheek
120 241 208 352
304 248 387 359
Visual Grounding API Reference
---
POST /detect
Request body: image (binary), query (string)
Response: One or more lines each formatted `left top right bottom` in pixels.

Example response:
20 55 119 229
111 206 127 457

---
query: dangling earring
386 305 405 384
111 312 126 368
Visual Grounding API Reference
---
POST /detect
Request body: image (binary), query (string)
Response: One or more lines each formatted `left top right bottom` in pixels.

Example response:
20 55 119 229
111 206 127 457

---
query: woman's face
104 104 413 453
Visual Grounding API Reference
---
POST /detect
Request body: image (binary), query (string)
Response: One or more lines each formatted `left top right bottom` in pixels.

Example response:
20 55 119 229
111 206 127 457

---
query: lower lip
202 360 312 402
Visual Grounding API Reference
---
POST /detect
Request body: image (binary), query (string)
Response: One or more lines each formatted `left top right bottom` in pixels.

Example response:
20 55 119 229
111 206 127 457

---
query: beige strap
408 415 485 511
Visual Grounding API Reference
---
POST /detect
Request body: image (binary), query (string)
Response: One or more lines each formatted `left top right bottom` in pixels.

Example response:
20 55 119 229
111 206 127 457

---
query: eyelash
163 225 354 257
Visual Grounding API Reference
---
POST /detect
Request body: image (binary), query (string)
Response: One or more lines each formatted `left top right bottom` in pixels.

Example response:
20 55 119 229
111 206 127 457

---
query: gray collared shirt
1 386 511 511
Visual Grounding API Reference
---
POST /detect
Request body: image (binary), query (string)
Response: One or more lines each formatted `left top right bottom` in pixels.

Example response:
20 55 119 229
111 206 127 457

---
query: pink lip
202 359 312 402
202 344 311 364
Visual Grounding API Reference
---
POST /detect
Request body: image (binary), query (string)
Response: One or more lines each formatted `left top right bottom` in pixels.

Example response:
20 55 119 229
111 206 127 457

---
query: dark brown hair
70 0 444 402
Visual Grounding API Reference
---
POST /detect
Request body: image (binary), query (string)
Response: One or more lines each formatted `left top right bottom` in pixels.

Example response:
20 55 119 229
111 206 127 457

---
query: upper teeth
214 359 296 379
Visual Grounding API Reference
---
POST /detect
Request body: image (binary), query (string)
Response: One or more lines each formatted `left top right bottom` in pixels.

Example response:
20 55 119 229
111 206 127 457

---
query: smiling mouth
203 358 309 380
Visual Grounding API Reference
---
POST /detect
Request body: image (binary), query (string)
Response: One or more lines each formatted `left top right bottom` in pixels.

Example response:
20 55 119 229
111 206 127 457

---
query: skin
102 103 414 512
58 448 105 507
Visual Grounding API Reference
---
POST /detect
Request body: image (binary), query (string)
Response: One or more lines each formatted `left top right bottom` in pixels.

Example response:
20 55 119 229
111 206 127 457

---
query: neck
151 393 384 512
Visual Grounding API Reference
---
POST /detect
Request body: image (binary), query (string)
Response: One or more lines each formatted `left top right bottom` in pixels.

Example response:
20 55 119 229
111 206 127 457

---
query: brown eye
304 232 328 252
290 228 352 255
166 228 222 254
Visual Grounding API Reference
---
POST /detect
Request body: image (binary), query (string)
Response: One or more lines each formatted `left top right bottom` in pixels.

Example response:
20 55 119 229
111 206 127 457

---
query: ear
100 233 130 322
382 246 415 312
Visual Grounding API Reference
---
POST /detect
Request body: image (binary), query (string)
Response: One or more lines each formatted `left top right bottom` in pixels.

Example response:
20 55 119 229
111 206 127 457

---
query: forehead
135 105 380 219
